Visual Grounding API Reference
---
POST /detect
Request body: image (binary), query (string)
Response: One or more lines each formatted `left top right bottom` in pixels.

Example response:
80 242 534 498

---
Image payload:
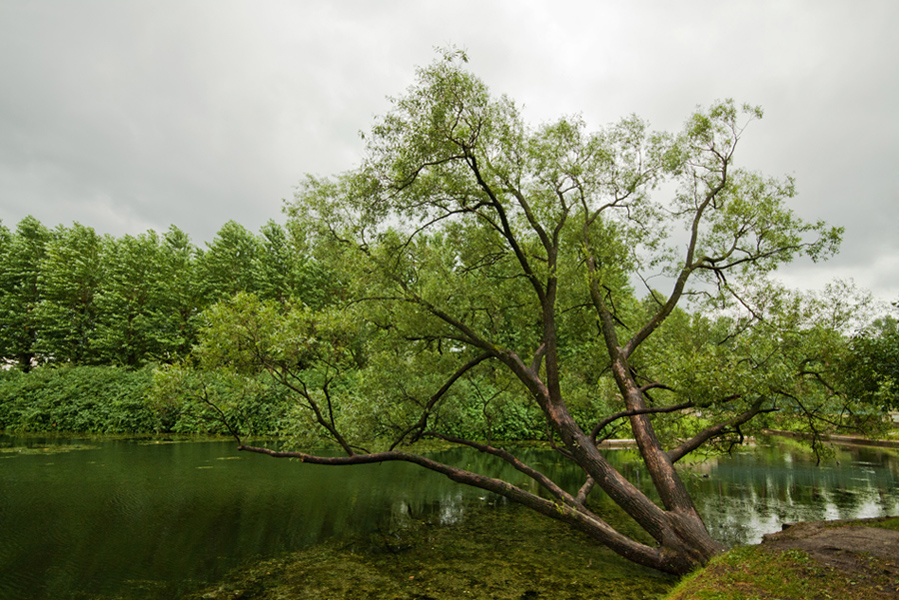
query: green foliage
440 387 545 441
840 313 899 411
647 284 891 452
152 293 370 444
273 54 863 466
93 230 188 367
0 216 52 370
0 361 295 437
0 215 334 370
874 517 899 531
0 365 157 433
33 222 104 364
198 220 262 303
149 363 293 436
255 219 310 304
146 291 555 445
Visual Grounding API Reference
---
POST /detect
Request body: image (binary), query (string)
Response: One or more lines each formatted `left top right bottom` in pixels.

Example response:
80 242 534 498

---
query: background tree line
0 211 894 443
0 215 333 371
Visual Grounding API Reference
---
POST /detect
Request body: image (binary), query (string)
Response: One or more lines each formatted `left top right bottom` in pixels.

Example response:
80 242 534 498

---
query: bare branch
198 385 243 445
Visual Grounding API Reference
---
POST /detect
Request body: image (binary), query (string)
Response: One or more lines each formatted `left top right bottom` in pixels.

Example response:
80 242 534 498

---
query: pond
1 435 897 599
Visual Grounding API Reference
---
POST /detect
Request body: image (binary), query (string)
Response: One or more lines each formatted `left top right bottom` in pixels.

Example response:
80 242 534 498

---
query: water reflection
685 442 899 546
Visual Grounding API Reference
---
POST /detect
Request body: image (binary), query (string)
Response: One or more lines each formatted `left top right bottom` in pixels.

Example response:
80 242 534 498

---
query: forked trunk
562 427 725 574
523 328 725 574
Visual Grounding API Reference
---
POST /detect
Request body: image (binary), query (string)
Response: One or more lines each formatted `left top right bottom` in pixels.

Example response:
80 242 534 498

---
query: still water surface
1 435 897 599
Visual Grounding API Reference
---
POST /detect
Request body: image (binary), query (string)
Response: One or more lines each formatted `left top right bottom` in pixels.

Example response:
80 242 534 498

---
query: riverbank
764 428 899 449
665 516 899 599
600 427 899 450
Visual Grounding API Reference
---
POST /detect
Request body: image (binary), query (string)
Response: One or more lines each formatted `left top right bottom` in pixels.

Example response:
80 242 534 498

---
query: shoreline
666 516 899 599
762 428 899 449
598 430 899 450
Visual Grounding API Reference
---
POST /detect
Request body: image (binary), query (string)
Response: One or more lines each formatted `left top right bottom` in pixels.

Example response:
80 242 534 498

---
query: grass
664 520 899 600
665 547 857 600
861 516 899 531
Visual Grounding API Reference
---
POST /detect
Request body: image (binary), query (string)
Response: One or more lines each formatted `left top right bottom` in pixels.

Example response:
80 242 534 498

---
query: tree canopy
841 311 899 412
160 51 883 575
4 51 889 576
0 217 327 369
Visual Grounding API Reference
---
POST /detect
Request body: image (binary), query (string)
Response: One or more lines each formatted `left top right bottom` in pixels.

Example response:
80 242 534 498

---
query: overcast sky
1 1 897 303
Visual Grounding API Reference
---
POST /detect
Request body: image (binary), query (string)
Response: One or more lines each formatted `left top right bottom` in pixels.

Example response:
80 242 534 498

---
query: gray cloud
1 0 896 302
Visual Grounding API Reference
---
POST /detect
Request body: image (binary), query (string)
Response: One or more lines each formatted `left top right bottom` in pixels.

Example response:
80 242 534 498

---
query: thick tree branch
590 402 694 444
666 399 775 463
424 432 578 506
236 442 669 569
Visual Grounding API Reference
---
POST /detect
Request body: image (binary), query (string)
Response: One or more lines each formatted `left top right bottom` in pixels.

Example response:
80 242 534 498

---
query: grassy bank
665 518 899 600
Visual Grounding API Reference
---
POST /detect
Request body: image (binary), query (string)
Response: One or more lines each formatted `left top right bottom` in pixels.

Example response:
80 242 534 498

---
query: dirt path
761 517 899 590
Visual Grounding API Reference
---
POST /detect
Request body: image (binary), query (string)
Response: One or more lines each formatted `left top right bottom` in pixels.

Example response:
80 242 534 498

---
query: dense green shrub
0 362 606 443
0 364 298 436
0 365 158 433
438 392 545 442
149 364 296 437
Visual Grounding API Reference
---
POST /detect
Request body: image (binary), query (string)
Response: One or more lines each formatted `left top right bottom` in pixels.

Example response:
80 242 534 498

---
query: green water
0 435 896 599
688 442 899 546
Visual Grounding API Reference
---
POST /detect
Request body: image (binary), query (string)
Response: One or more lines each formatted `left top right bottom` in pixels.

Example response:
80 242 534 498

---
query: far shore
762 428 899 449
596 429 899 451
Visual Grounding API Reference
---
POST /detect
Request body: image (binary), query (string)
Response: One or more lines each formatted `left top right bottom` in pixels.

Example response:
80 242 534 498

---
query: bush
0 365 158 433
149 364 295 436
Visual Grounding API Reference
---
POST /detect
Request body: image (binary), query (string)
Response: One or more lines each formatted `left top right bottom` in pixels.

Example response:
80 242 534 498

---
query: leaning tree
182 51 856 574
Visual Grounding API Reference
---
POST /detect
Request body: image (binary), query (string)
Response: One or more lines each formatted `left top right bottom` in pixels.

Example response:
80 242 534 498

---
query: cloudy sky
1 1 897 303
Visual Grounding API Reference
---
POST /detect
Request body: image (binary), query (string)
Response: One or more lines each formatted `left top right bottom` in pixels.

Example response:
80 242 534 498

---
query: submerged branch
236 442 668 570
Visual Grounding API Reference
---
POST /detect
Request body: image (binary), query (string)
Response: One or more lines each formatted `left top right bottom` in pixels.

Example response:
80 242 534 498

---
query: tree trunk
563 427 725 574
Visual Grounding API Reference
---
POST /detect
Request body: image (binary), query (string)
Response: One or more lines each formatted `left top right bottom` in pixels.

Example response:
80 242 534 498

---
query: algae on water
186 502 677 600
